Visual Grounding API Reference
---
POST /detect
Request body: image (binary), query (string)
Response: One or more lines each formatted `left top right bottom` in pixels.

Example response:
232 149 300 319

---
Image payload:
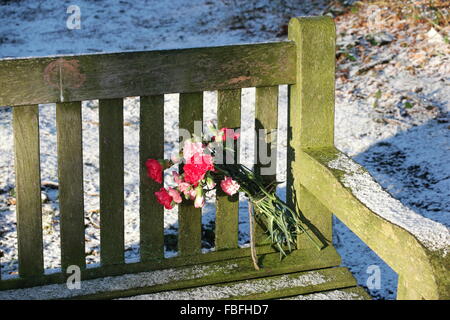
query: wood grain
178 92 203 256
287 17 336 248
0 42 296 107
215 89 241 250
254 86 278 245
56 101 86 270
13 105 44 277
0 246 341 293
99 98 124 265
139 95 165 261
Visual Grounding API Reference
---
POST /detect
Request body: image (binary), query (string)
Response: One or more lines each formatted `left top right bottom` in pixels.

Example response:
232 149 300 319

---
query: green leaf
375 89 382 99
346 54 357 62
404 102 414 109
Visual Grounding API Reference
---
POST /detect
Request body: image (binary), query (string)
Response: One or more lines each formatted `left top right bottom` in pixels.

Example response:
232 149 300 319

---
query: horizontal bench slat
0 42 296 107
0 246 342 294
118 267 357 300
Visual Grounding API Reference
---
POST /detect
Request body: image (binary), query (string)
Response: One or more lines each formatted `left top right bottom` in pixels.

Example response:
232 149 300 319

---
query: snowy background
0 0 449 300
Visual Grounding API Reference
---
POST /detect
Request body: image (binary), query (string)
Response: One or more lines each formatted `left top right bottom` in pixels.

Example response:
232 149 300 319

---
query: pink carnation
167 187 182 204
183 141 204 162
172 171 182 184
171 153 180 164
188 188 197 200
178 182 191 194
194 187 205 208
194 195 205 208
220 176 240 196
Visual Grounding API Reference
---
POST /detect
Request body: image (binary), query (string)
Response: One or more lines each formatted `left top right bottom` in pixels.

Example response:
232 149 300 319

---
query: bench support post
287 16 336 248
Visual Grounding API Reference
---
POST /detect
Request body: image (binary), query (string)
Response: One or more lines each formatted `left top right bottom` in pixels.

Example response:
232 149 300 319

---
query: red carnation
183 153 215 186
184 165 206 186
145 159 163 184
154 187 174 209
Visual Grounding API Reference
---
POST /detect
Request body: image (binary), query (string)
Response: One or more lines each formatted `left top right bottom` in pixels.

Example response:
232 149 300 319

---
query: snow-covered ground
0 0 449 300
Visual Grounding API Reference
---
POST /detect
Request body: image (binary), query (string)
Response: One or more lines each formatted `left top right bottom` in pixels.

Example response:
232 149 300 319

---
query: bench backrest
0 16 335 290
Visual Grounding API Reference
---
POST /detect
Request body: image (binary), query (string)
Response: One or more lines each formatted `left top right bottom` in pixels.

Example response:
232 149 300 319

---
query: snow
0 261 241 300
120 271 327 300
329 153 450 255
0 0 449 300
0 0 329 57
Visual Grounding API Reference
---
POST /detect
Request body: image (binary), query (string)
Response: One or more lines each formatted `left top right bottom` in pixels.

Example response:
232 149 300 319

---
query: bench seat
119 267 369 300
0 246 370 300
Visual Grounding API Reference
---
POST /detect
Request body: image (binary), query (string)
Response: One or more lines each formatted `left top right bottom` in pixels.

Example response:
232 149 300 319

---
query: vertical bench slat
12 105 44 277
178 92 203 256
215 89 241 250
287 17 335 248
140 95 165 261
99 98 124 265
56 102 86 270
254 86 278 245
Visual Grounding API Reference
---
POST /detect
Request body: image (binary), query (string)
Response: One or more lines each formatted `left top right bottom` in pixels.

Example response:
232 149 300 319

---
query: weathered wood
299 147 450 300
118 267 357 300
216 89 241 250
99 98 124 265
1 56 59 107
0 42 296 107
178 92 203 256
0 245 342 292
56 101 85 270
0 17 404 301
254 86 278 245
139 95 165 261
287 17 335 149
284 286 372 300
75 249 341 299
295 184 332 249
287 17 336 248
12 105 44 277
0 247 342 299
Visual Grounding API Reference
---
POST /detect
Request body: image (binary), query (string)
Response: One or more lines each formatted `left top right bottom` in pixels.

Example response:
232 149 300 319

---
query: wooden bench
0 16 448 300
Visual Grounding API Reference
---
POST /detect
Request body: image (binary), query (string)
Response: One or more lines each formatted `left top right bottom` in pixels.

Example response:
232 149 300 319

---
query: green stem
213 163 321 255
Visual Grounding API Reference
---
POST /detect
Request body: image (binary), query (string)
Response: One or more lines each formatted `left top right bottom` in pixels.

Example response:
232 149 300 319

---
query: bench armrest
297 147 450 299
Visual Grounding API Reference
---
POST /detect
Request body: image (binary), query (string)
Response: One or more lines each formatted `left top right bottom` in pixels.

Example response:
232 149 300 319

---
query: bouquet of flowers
145 123 322 269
